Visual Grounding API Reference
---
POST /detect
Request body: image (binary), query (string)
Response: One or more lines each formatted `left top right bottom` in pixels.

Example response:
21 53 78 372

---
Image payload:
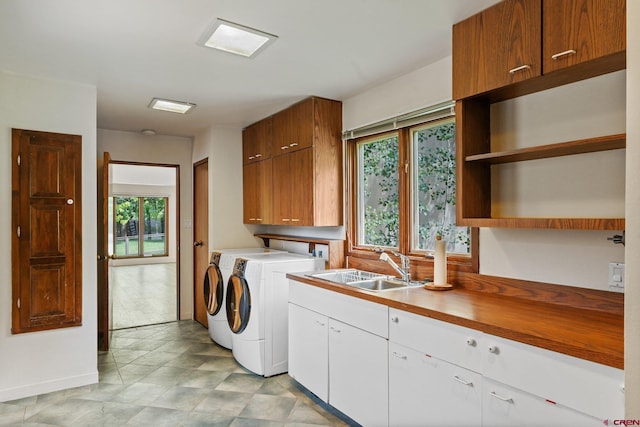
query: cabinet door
288 303 329 401
452 0 541 100
272 98 314 154
389 342 481 427
242 117 272 164
483 379 603 427
543 0 626 74
288 149 313 226
242 159 272 224
271 154 292 225
329 319 388 427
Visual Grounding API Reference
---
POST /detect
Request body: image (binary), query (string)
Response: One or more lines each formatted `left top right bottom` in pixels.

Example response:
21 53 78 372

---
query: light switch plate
608 262 625 293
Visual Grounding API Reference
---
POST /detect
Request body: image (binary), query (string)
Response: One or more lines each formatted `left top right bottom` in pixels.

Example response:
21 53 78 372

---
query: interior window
411 118 470 255
356 133 399 248
114 195 168 258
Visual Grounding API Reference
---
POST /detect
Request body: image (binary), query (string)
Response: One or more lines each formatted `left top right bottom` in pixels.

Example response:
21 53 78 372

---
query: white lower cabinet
329 319 388 427
389 341 481 427
482 378 602 427
288 280 389 427
288 302 328 401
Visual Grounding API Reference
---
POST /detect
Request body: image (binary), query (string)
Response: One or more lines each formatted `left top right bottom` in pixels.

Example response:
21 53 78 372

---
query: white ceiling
0 0 500 138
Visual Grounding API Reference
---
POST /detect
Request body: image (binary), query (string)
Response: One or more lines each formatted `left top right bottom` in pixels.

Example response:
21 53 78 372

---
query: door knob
193 241 203 247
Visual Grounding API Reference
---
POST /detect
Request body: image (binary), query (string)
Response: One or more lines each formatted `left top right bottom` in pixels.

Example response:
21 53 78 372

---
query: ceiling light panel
198 18 277 58
148 98 196 114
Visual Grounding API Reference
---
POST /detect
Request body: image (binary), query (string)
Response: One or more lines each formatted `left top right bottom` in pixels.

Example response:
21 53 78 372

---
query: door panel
98 151 111 350
193 159 209 327
12 129 82 334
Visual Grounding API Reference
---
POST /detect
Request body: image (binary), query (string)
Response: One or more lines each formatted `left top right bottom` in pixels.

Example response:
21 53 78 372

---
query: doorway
193 158 209 327
98 158 181 349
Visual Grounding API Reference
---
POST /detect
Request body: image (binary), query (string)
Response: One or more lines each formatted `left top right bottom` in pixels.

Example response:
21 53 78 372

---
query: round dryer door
204 264 224 315
226 274 251 334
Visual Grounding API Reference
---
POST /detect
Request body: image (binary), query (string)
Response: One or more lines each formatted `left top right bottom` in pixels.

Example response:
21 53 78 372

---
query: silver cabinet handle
291 218 301 222
289 142 298 147
281 145 289 150
255 153 262 158
282 218 290 222
509 64 531 74
248 156 255 160
392 351 407 360
255 218 262 222
490 391 513 403
453 376 473 386
551 49 576 60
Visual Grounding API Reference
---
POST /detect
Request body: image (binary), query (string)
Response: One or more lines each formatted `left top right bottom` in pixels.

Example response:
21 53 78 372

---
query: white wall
625 0 639 417
0 71 98 401
192 126 258 250
97 129 194 320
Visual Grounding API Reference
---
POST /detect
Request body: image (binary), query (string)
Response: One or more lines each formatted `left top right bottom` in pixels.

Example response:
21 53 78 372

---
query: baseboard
0 371 99 403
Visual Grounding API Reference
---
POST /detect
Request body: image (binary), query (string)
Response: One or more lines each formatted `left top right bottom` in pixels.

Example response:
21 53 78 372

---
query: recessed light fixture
198 18 277 58
148 98 196 114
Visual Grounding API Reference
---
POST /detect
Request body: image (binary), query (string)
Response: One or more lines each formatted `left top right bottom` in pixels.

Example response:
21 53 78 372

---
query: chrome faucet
379 250 411 286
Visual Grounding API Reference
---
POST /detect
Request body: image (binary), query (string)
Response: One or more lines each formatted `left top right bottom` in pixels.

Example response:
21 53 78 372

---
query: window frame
346 116 479 273
112 195 169 258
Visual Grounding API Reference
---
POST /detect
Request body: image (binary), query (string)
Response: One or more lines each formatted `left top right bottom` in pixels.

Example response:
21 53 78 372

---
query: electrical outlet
608 262 625 293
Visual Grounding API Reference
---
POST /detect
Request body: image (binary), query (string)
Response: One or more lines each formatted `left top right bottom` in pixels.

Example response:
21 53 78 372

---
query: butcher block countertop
287 272 624 369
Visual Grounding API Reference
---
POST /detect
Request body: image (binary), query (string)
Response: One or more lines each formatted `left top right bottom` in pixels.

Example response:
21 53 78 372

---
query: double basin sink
308 269 423 292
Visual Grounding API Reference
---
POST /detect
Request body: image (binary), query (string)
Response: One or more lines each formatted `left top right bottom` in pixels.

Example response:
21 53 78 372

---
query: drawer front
389 308 482 372
289 280 388 338
483 335 624 420
483 378 603 427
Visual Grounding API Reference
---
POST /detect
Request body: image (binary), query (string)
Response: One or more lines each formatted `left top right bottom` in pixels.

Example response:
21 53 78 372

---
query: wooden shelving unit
465 133 626 164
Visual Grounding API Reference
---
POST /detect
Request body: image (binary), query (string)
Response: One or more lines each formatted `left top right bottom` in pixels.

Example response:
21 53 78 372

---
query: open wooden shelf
457 217 625 230
465 133 626 164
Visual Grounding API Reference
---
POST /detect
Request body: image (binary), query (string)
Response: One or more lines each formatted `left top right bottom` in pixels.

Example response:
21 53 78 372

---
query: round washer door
226 274 251 334
204 264 224 316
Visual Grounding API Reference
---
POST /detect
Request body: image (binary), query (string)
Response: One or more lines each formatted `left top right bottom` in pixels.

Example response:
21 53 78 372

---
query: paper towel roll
434 236 447 285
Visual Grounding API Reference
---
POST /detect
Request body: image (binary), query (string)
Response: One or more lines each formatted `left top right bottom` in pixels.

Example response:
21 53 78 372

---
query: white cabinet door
329 318 388 427
389 342 481 427
288 303 329 402
482 378 603 427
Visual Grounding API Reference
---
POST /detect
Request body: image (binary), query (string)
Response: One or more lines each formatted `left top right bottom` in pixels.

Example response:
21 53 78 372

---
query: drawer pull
466 337 476 346
255 153 262 158
330 326 341 333
390 316 399 323
489 391 513 403
509 64 531 74
488 345 499 354
453 376 473 386
282 218 290 222
255 218 262 222
392 351 407 360
248 156 255 160
551 49 576 60
289 142 298 147
291 218 301 222
315 320 326 327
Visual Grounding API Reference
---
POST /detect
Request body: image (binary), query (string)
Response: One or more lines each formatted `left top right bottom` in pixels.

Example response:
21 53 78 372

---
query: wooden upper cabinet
272 149 314 226
543 0 626 74
242 117 272 164
453 0 541 100
243 159 272 224
272 97 314 154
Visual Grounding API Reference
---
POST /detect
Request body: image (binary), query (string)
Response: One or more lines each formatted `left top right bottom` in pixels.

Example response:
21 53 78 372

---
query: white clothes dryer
205 248 284 349
226 252 324 377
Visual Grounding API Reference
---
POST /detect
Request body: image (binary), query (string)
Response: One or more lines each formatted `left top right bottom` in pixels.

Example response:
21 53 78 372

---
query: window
114 196 168 258
347 109 477 272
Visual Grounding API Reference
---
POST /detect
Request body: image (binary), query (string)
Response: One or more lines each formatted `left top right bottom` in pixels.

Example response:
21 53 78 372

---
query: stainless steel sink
308 269 423 292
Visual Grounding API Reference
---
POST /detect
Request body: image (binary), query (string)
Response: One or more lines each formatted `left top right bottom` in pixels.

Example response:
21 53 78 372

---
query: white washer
226 252 324 377
205 248 284 349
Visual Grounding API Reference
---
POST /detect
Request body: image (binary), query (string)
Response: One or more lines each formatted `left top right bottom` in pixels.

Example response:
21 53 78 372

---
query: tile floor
111 263 177 329
0 321 353 426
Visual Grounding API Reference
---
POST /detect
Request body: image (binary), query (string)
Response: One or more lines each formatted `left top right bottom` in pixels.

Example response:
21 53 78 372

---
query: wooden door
543 0 626 74
289 149 313 226
11 129 82 334
97 151 111 350
452 0 541 100
193 159 209 327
